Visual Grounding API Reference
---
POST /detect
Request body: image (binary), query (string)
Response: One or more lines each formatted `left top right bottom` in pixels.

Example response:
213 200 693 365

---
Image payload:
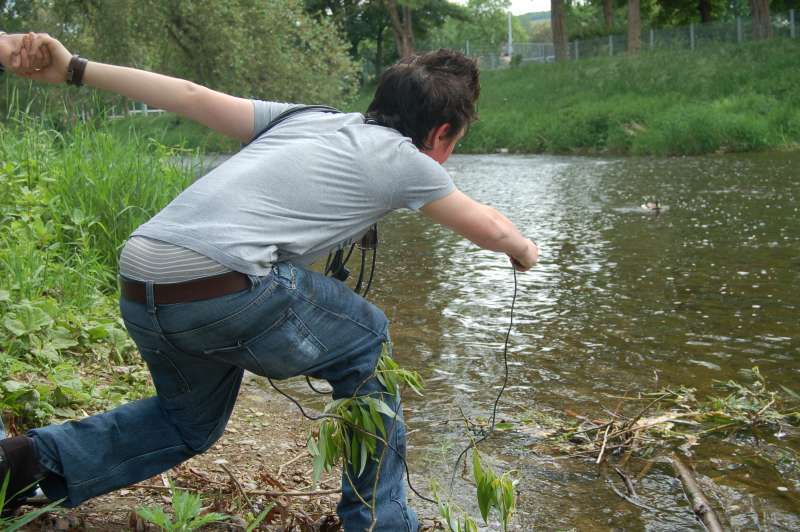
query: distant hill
516 11 550 24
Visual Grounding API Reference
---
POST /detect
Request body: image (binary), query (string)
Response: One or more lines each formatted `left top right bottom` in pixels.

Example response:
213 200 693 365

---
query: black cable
362 247 377 298
354 246 367 294
448 263 517 494
305 376 331 395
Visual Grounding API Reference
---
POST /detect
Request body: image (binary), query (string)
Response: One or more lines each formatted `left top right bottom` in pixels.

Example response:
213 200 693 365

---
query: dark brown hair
366 49 480 149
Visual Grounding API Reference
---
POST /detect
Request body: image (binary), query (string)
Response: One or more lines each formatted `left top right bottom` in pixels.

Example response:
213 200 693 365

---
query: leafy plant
471 450 517 532
308 344 424 485
135 485 230 531
430 449 519 532
0 473 64 531
431 481 478 532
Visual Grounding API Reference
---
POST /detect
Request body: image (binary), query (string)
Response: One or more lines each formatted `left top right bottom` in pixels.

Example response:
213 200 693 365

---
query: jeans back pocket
204 308 327 380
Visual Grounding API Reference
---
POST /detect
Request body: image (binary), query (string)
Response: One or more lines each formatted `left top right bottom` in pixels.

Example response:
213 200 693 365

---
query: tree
603 0 614 32
627 0 641 54
427 0 527 49
551 0 568 61
2 0 360 106
749 0 772 39
383 0 466 58
385 0 416 57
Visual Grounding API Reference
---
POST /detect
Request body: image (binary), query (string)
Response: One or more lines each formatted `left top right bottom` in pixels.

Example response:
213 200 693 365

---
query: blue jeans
29 262 418 531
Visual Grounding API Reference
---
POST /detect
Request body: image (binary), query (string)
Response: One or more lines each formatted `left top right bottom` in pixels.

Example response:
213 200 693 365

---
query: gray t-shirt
130 100 455 276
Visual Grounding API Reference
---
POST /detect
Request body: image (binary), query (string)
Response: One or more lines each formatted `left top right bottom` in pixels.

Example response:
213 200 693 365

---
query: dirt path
21 375 349 531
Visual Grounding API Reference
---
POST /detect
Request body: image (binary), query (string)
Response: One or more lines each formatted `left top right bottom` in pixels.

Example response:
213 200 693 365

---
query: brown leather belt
120 271 251 305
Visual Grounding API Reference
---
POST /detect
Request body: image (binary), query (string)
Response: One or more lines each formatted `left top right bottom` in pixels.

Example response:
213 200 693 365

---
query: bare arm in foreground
14 33 255 142
421 189 539 271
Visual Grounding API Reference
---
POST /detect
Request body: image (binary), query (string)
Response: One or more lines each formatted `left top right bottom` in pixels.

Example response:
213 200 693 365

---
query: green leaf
780 385 800 402
369 403 387 439
245 503 274 532
368 397 398 419
358 437 369 477
3 303 53 336
2 380 29 393
495 421 514 431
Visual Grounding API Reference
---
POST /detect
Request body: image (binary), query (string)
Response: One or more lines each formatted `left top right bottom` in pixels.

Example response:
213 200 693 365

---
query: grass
349 38 800 156
0 115 195 429
102 113 241 154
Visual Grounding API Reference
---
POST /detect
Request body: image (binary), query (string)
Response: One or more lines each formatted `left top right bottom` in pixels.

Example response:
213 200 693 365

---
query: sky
450 0 551 17
507 0 551 15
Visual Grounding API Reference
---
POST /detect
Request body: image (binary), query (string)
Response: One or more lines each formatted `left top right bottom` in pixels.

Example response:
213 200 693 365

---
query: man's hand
508 239 538 272
0 32 50 72
8 32 71 84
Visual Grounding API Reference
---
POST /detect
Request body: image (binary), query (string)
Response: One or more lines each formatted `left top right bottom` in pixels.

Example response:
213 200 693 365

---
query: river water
242 152 799 529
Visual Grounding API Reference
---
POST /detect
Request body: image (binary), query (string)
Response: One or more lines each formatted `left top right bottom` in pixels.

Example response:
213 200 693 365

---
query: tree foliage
424 0 527 49
0 0 359 107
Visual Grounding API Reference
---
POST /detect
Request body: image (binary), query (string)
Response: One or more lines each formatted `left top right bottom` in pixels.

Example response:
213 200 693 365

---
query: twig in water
670 453 724 532
596 424 612 464
613 466 637 498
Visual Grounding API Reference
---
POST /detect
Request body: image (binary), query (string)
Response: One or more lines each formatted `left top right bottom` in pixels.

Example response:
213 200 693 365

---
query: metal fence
421 10 797 69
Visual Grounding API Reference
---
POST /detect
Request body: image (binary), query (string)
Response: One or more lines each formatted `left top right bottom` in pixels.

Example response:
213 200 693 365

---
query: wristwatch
66 54 88 86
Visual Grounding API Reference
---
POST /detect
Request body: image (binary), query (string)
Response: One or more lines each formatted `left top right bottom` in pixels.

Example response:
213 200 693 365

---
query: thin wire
277 261 518 506
449 263 518 494
305 376 330 395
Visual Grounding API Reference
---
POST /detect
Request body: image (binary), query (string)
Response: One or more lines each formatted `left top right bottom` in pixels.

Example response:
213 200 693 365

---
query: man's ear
425 123 452 148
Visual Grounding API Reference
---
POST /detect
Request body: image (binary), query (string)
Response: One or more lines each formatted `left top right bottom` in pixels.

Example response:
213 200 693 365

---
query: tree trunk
603 0 614 33
627 0 641 54
749 0 773 39
551 0 568 62
385 0 415 58
374 24 385 76
698 0 712 24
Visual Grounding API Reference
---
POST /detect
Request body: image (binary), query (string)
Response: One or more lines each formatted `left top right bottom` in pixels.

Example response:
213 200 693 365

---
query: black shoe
0 436 41 514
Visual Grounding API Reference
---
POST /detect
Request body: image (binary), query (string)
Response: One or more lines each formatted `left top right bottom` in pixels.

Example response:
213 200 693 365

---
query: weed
135 485 230 531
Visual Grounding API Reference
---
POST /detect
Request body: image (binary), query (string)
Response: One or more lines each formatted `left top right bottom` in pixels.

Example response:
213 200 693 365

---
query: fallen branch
613 466 637 498
670 453 724 532
596 424 612 464
131 483 341 497
221 463 259 516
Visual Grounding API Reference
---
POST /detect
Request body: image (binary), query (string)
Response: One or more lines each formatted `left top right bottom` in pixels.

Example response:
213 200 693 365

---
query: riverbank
99 39 800 157
354 39 800 156
7 39 798 158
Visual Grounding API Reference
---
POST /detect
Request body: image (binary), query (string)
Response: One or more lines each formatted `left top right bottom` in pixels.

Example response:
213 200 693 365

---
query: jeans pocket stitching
166 280 277 338
244 308 327 353
140 348 191 399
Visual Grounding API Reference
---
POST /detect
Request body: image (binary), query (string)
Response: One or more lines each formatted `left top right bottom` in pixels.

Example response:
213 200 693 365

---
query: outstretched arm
16 33 255 142
420 189 539 271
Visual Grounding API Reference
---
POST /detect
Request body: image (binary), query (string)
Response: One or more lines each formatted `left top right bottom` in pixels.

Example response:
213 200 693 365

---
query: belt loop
145 281 156 315
247 274 261 290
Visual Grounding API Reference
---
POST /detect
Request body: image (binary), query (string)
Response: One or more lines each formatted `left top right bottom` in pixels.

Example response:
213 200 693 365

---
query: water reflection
273 152 800 528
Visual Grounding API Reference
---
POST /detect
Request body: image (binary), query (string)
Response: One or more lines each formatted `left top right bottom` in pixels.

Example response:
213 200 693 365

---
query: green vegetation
455 39 800 155
0 1 359 114
135 486 232 531
0 115 196 430
338 39 800 156
0 473 63 531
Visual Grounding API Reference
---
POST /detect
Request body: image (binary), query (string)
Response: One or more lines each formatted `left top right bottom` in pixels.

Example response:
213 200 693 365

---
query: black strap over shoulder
246 104 341 147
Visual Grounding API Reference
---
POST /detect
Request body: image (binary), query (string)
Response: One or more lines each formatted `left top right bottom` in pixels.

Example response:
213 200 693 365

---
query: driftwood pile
530 369 800 530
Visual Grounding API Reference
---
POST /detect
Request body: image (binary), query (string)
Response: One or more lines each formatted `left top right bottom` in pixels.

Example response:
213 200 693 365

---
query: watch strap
66 54 88 86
